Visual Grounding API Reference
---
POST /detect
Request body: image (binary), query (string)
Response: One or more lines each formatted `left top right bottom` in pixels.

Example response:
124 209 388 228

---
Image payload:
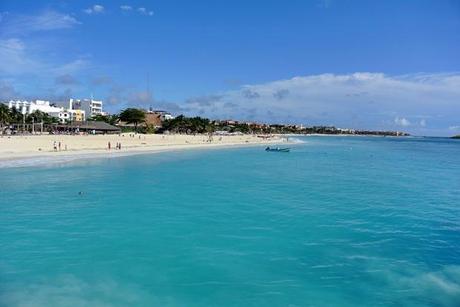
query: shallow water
1 136 459 306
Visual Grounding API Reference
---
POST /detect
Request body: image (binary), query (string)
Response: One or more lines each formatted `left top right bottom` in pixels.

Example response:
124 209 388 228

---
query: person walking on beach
108 141 111 150
58 142 61 151
119 142 122 150
53 141 57 151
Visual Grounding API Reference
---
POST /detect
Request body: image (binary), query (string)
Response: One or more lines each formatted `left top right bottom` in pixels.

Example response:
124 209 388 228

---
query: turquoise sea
1 136 459 306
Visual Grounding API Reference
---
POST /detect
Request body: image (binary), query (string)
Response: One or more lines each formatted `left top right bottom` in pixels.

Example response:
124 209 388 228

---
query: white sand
0 133 285 166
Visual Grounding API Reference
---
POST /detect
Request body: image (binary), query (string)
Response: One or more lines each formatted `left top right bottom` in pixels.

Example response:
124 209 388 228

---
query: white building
69 98 103 118
7 100 86 123
8 100 63 115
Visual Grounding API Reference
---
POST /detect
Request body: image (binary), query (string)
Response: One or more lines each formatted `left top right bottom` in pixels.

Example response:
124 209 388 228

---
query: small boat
265 146 290 152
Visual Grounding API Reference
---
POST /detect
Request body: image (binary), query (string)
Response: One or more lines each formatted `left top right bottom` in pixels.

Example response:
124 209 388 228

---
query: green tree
119 108 145 132
9 107 23 123
161 115 215 134
26 110 58 124
89 114 119 125
0 104 11 126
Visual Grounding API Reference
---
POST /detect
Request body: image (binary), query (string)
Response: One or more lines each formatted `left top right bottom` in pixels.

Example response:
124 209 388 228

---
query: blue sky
0 0 459 135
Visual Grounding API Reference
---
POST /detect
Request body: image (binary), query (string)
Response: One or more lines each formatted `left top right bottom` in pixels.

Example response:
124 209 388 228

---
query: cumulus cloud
84 5 105 15
273 89 289 100
394 117 411 127
0 81 19 100
129 90 153 105
105 84 126 106
241 88 260 99
0 9 86 79
137 7 154 16
183 73 460 135
120 5 133 11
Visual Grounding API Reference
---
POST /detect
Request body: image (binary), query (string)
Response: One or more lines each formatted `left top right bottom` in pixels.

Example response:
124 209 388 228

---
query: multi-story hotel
8 100 63 115
69 99 103 119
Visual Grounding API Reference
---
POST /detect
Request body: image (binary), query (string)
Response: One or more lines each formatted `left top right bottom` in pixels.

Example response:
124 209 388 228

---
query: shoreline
0 133 287 168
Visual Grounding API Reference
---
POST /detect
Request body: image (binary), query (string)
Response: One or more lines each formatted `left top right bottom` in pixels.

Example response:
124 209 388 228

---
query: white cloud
0 81 19 100
449 126 460 131
0 38 24 51
129 90 153 104
93 5 104 13
120 5 132 11
31 11 79 30
137 7 154 16
184 73 460 135
0 10 88 93
394 117 411 127
84 4 105 15
52 58 90 76
0 37 89 78
0 38 41 74
0 10 80 35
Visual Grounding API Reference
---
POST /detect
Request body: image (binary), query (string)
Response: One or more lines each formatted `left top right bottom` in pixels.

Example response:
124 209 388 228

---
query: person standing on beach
58 142 61 151
53 141 57 151
108 142 111 150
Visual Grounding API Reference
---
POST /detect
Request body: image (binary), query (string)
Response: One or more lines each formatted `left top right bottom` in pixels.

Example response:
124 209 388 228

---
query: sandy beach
0 133 285 165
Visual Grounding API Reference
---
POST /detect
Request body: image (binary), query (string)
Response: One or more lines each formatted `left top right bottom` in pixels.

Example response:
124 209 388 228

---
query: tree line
2 105 408 136
0 104 58 127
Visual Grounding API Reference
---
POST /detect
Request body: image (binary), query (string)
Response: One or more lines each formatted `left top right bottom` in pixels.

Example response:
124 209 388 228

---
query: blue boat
265 146 290 152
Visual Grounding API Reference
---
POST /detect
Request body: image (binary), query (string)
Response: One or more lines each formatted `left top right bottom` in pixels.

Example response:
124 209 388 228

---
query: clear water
1 136 459 307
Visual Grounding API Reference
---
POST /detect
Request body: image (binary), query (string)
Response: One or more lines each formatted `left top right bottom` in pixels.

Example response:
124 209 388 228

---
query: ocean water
1 136 459 307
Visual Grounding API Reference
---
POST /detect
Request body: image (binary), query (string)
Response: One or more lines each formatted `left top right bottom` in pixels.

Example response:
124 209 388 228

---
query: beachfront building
55 121 121 134
142 110 174 128
69 98 103 118
6 100 87 124
69 109 85 122
8 100 64 115
49 110 86 124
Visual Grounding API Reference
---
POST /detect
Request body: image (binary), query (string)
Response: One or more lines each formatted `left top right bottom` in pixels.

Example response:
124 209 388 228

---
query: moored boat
265 147 290 152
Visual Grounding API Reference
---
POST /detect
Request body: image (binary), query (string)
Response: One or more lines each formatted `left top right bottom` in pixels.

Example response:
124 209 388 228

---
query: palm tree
26 110 45 123
0 104 10 127
9 107 23 123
